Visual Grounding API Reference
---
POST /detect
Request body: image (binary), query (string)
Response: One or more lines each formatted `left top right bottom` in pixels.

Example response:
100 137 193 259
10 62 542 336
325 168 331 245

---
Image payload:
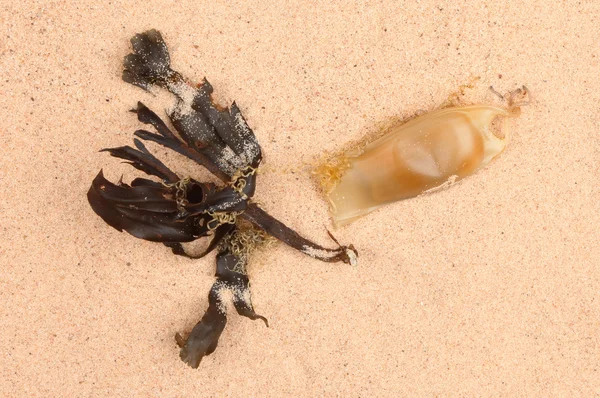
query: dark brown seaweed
175 228 268 368
241 204 357 263
88 29 357 367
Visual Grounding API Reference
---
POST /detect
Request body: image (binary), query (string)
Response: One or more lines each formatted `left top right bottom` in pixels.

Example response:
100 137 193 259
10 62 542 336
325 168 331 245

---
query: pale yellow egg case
318 101 523 228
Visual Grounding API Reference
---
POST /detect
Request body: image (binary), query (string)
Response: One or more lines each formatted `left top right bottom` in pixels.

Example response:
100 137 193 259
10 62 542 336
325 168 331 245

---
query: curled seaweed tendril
87 29 357 368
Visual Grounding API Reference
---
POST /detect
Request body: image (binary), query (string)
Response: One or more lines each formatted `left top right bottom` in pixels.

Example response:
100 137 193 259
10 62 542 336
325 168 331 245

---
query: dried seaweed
88 30 357 368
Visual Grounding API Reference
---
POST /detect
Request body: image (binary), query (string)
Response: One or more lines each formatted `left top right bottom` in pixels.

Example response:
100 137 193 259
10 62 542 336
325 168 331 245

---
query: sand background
2 0 599 396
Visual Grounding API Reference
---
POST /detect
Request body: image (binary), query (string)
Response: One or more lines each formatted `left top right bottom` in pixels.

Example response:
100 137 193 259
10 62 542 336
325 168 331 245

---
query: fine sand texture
2 1 599 396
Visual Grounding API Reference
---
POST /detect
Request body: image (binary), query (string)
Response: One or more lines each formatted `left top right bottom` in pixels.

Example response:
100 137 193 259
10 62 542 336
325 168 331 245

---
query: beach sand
1 0 599 396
